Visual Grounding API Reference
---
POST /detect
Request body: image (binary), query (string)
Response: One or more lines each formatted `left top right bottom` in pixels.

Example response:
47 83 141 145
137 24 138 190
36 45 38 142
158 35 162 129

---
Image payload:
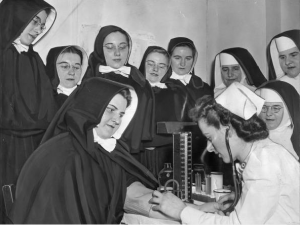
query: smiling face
95 94 127 139
145 52 169 83
278 46 300 78
221 64 242 87
171 46 194 75
20 10 47 46
199 119 232 163
259 102 284 130
103 31 129 69
56 52 82 88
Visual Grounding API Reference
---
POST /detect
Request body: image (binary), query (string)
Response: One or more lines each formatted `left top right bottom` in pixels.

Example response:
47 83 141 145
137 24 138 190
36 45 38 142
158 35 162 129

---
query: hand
217 192 235 214
149 190 186 221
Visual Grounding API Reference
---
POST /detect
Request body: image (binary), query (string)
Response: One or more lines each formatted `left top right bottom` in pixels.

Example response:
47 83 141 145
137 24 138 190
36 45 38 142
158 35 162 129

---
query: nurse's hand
149 190 185 221
217 192 235 215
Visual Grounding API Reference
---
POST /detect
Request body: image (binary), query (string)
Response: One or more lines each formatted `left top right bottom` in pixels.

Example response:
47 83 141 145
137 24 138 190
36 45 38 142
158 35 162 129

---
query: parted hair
60 46 83 64
118 88 131 108
189 95 269 142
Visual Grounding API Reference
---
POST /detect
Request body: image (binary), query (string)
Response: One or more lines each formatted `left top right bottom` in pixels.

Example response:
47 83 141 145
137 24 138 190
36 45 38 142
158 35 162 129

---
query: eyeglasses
57 63 82 72
103 43 128 52
31 17 46 31
146 60 168 70
261 105 283 113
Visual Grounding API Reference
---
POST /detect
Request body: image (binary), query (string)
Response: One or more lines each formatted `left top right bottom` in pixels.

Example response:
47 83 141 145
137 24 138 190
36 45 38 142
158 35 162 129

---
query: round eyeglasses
261 105 283 113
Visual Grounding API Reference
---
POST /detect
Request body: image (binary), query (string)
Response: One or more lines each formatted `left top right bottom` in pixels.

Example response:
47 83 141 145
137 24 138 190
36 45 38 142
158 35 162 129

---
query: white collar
13 38 29 53
170 71 192 86
99 65 131 78
93 129 116 152
150 82 167 89
57 84 77 96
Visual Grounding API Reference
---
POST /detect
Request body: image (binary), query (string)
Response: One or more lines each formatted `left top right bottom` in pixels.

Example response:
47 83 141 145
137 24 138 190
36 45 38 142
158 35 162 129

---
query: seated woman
84 25 154 156
46 45 88 107
150 82 300 224
213 47 267 97
9 77 171 224
255 81 300 161
138 46 190 177
267 29 300 94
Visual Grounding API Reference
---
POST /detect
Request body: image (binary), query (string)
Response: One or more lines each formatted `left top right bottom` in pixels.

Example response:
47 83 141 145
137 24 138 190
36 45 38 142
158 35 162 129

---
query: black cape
0 0 57 222
256 81 300 161
10 78 158 224
84 25 155 154
267 29 300 80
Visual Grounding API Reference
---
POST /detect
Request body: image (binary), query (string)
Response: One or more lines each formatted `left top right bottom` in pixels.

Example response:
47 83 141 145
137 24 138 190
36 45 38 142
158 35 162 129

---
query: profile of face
278 46 300 78
259 102 284 130
145 52 168 83
199 119 231 163
95 94 127 139
171 46 194 75
221 64 242 87
103 31 129 69
20 10 47 46
56 52 82 88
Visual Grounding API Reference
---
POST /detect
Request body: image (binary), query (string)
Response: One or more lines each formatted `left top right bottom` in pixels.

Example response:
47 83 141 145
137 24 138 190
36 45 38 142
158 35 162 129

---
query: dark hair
60 46 83 64
118 88 131 108
44 8 52 16
149 48 170 60
172 43 196 58
189 95 269 142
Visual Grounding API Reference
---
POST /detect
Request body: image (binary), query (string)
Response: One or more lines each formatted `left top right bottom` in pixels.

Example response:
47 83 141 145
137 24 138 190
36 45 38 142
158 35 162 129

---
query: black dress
10 78 157 224
84 25 155 155
0 0 57 221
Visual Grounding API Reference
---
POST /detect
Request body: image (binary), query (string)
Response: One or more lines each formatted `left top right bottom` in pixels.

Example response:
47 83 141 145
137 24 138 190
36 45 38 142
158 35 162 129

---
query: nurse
213 47 267 97
84 25 154 156
256 81 300 161
267 30 300 95
46 45 88 107
138 46 190 177
0 0 57 222
150 82 300 224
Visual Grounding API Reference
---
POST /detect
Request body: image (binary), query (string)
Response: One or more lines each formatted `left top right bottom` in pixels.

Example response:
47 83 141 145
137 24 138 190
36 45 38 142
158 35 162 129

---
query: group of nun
0 0 299 224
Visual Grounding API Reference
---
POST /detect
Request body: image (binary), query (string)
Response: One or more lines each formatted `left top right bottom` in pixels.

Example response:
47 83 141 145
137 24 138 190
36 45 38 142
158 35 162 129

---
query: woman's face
278 46 300 78
20 10 47 46
221 64 242 87
103 31 129 69
259 102 284 130
56 52 82 88
145 52 168 83
95 94 127 139
171 46 194 75
199 119 231 163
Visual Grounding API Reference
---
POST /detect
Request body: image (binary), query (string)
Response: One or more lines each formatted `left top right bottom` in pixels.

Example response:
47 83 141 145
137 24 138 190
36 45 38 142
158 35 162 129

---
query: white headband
220 53 239 66
275 36 297 52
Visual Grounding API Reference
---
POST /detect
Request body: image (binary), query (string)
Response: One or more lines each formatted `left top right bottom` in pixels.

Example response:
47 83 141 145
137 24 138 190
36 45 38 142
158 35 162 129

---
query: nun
0 0 57 221
267 29 300 95
84 25 155 156
46 45 88 107
138 46 190 177
162 37 215 166
213 47 267 97
150 82 300 224
9 78 172 224
255 81 300 161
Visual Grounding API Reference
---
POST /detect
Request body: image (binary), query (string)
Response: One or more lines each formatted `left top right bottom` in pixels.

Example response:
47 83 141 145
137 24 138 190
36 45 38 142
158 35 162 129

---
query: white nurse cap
275 36 297 52
215 82 265 120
